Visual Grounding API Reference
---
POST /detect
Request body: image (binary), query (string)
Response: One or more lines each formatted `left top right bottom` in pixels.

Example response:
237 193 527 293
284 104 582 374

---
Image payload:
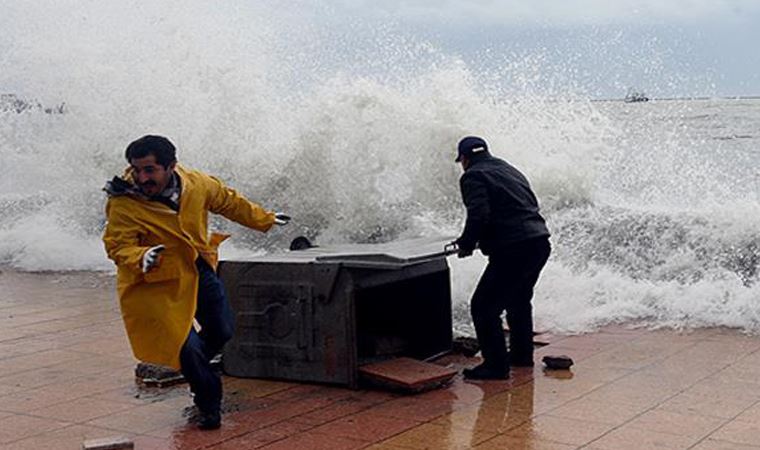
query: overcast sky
319 0 760 98
2 0 758 100
341 0 759 25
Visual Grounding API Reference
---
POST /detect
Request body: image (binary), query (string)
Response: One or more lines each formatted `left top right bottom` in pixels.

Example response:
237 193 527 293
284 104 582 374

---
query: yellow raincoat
103 165 275 369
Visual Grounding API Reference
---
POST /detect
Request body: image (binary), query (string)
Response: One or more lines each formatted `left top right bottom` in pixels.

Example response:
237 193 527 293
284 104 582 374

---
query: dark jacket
456 153 549 255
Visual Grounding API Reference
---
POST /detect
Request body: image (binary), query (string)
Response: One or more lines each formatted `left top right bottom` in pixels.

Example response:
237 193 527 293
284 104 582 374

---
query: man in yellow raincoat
102 135 289 429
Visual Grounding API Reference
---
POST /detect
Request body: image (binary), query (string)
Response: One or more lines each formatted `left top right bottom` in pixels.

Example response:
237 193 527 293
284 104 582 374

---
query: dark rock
542 355 574 370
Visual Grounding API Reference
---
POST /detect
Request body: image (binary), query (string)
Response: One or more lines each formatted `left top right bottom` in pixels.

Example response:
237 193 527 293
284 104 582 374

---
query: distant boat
624 89 649 103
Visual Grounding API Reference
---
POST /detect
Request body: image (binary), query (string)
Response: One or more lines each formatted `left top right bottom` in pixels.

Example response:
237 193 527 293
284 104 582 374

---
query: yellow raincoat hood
103 165 275 369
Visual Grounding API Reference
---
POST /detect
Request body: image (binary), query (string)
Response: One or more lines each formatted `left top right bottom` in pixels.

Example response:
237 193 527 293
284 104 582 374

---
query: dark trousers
179 259 234 413
471 237 551 370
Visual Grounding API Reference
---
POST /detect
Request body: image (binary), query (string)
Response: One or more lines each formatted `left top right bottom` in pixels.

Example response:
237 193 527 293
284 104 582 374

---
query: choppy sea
1 1 758 335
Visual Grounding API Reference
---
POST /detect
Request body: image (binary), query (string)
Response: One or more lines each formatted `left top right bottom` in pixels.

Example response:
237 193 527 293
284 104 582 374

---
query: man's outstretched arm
204 174 279 231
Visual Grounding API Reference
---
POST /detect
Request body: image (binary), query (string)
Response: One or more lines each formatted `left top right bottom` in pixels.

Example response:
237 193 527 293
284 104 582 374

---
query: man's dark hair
125 135 177 167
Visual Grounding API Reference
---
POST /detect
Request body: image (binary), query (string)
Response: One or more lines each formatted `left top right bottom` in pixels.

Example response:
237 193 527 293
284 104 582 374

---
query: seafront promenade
1 270 760 449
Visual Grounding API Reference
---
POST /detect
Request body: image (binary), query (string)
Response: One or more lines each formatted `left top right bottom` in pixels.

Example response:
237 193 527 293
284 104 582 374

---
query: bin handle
443 241 458 255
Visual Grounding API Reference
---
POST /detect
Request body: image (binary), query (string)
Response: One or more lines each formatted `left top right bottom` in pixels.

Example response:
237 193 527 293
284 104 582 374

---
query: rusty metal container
218 237 454 388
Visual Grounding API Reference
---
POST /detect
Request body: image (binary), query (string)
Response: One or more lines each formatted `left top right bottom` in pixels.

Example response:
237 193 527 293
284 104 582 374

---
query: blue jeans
179 259 234 413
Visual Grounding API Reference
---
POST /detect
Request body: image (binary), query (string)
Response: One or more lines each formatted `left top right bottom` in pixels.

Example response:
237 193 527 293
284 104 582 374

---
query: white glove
274 212 291 226
142 245 165 273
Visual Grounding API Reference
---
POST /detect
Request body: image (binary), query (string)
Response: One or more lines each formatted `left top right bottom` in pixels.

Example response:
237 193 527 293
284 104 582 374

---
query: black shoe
512 361 534 368
510 358 535 367
198 409 221 430
508 352 535 367
463 363 509 380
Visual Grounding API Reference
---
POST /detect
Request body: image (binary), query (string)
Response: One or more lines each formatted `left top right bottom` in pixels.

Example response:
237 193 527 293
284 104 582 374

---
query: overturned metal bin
218 237 454 388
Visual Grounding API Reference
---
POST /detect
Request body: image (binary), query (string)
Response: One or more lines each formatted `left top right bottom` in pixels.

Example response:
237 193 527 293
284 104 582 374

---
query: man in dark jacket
454 136 551 380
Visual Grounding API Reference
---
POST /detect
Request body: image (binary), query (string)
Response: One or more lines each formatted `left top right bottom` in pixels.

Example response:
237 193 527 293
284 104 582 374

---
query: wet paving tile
208 427 296 449
85 402 185 435
580 376 683 409
476 434 577 449
0 366 86 390
546 396 648 426
7 424 127 450
309 410 419 443
431 378 488 403
0 349 90 378
733 401 760 423
223 377 296 398
369 394 462 422
290 394 386 426
432 402 532 434
28 396 138 423
586 423 702 449
0 413 71 444
261 431 369 450
656 390 759 420
626 409 727 438
45 353 135 375
505 415 614 446
0 387 84 414
4 270 760 449
363 443 417 450
378 422 498 449
0 383 24 397
709 420 760 447
690 438 760 449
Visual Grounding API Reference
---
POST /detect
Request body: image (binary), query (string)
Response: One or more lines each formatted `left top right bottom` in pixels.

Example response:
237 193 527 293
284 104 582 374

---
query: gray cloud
339 0 760 25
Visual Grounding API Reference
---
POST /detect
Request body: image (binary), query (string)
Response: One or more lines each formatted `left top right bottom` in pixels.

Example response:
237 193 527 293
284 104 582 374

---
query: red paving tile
291 394 390 426
7 424 126 450
710 419 760 447
257 430 368 450
459 375 521 398
0 328 34 343
0 383 23 397
4 270 760 449
130 435 175 450
0 388 82 414
230 396 332 426
222 377 295 398
505 414 615 447
0 338 57 359
587 423 701 449
0 366 87 391
28 396 137 423
309 410 419 442
208 428 291 449
380 421 499 448
0 349 90 377
0 413 70 445
85 402 186 435
90 384 172 406
370 394 463 422
421 376 486 405
179 419 309 449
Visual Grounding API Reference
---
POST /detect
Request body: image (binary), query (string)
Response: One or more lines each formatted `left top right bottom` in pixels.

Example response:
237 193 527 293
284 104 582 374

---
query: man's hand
142 245 165 273
445 240 473 258
274 212 291 226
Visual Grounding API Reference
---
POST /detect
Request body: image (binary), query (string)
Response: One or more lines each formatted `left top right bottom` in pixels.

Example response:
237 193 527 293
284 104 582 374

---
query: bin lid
359 357 458 393
222 236 457 269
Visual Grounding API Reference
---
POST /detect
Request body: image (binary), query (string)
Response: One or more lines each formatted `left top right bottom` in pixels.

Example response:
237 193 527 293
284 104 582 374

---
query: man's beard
139 181 157 194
